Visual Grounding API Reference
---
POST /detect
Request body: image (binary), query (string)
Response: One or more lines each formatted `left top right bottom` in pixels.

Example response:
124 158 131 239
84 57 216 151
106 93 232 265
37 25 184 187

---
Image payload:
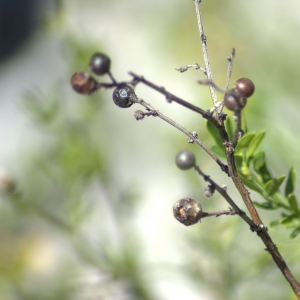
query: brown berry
234 78 255 98
223 88 247 111
70 72 97 95
173 198 203 226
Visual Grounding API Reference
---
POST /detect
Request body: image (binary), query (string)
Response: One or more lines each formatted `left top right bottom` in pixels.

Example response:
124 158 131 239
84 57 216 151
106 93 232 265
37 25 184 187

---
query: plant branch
219 129 300 297
194 0 218 106
132 96 229 175
225 48 235 92
128 72 210 119
194 165 254 226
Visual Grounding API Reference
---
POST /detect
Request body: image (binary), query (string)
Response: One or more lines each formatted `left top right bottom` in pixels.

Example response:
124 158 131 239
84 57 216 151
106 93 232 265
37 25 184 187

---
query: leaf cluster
207 117 300 239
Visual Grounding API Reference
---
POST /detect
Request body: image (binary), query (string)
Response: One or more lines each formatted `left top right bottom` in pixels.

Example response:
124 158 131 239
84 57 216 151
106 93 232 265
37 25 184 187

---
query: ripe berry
89 53 111 76
70 72 97 95
223 88 247 111
234 78 255 98
173 198 203 226
175 150 196 170
112 84 135 108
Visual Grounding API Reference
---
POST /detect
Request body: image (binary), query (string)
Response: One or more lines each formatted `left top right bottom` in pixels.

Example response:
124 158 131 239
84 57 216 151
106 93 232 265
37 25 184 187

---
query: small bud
173 198 203 226
134 110 145 120
175 150 196 170
70 72 97 95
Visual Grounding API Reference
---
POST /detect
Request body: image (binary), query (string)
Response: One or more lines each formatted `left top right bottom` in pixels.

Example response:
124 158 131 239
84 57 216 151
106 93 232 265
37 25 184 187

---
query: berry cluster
223 78 255 111
70 53 136 108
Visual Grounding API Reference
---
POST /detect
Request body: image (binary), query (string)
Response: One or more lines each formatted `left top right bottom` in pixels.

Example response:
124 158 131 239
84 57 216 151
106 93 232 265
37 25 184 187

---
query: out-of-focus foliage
0 1 300 300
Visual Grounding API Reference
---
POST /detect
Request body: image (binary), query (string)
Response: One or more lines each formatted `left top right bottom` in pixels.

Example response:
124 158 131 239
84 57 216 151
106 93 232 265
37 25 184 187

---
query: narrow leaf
258 164 272 183
287 194 299 212
239 174 263 194
290 227 300 239
225 117 234 141
206 121 223 150
248 131 266 158
285 166 297 197
234 154 243 171
241 111 248 133
254 201 279 210
280 214 299 227
269 220 280 229
211 145 226 158
252 152 265 172
235 132 256 154
265 175 286 196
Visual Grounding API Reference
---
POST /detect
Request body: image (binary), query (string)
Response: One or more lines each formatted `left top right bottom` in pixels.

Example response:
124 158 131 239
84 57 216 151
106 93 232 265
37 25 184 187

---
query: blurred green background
0 0 299 299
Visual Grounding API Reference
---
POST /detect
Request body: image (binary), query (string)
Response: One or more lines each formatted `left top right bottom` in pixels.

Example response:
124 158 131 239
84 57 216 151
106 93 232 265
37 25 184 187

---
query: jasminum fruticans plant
70 0 300 298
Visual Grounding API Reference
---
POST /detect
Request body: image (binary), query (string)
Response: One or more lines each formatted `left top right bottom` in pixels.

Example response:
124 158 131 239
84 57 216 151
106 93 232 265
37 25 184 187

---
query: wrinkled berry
234 78 255 98
175 150 196 170
173 198 203 226
70 72 97 95
112 84 135 108
89 53 111 76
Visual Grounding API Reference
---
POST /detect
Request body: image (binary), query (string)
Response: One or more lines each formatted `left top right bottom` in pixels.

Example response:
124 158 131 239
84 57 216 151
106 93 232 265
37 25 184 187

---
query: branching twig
132 96 229 175
175 63 206 74
194 0 218 107
194 165 254 226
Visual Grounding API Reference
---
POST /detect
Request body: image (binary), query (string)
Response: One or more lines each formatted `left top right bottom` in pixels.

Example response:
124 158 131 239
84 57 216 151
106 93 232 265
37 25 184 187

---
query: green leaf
241 111 248 133
252 152 265 172
210 145 226 158
290 227 300 239
280 214 300 227
285 166 297 197
269 220 280 229
206 121 223 150
254 201 279 210
234 154 243 171
235 132 256 154
247 131 266 158
287 194 299 212
265 175 286 196
224 117 234 140
239 174 262 194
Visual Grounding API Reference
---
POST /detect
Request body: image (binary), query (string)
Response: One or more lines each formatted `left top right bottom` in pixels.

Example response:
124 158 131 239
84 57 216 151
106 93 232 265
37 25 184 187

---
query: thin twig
231 110 242 148
175 63 206 74
132 97 229 175
194 0 218 106
194 165 254 226
225 48 235 92
129 72 211 119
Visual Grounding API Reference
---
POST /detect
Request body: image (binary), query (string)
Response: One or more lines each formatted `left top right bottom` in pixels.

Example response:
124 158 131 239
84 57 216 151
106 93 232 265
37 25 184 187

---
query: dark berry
89 53 111 76
175 150 196 170
112 84 135 108
173 198 203 226
223 88 247 111
70 72 97 95
234 78 255 98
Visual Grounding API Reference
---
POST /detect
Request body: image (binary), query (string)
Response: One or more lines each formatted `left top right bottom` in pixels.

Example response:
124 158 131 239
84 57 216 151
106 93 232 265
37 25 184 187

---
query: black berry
234 78 255 98
70 72 97 95
89 53 111 76
112 84 135 108
175 150 196 170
